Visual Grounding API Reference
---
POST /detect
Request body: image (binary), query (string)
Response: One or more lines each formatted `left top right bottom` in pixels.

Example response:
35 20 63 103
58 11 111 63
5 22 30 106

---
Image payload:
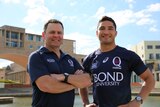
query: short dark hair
43 19 64 32
97 16 117 30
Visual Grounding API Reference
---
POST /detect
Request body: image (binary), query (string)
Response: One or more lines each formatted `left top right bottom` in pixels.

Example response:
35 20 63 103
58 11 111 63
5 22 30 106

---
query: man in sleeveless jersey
79 16 155 107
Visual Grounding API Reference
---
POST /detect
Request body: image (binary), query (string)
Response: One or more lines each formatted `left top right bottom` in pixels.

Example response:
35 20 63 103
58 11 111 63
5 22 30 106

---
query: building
130 41 160 87
0 25 85 84
5 63 30 84
0 68 5 80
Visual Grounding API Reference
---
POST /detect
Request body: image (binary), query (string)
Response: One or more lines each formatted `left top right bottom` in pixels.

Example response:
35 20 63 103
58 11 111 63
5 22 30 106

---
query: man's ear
96 30 98 37
115 31 118 37
42 32 45 40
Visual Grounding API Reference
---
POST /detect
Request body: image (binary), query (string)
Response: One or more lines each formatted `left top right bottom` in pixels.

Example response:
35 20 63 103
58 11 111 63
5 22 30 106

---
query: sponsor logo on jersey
112 56 121 69
93 71 123 86
68 59 74 67
103 57 109 63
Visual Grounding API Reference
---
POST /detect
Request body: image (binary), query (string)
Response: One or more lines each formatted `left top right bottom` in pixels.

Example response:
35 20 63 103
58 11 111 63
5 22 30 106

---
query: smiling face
96 20 117 46
43 23 64 49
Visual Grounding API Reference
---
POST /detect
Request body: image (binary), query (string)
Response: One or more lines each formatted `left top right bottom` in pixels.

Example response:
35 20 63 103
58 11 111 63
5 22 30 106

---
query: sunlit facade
0 25 85 84
130 41 160 87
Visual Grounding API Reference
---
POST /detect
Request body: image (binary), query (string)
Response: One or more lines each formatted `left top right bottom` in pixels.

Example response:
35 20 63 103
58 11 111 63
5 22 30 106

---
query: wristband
63 73 69 83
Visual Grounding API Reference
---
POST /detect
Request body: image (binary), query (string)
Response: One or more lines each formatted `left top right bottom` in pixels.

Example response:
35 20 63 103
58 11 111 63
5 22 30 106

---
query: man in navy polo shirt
79 16 155 107
27 19 92 107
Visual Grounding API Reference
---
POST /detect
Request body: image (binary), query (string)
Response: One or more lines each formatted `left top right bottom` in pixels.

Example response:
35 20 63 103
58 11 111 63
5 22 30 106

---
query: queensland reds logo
112 56 121 69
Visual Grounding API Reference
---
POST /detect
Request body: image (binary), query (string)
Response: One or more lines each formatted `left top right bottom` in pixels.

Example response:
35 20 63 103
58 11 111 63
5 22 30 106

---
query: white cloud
136 18 154 25
134 10 150 18
125 0 135 3
61 15 77 22
94 7 135 28
107 10 135 28
147 3 160 12
64 32 99 55
94 7 106 19
124 0 135 9
68 0 77 6
0 0 20 4
149 26 158 32
24 0 44 8
94 3 159 28
23 0 55 26
23 6 55 26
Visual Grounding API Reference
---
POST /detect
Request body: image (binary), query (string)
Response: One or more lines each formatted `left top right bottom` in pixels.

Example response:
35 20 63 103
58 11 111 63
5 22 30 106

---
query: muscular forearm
138 74 155 99
120 77 155 107
133 68 155 102
47 80 75 93
68 73 92 88
36 75 75 93
50 73 92 88
79 88 90 105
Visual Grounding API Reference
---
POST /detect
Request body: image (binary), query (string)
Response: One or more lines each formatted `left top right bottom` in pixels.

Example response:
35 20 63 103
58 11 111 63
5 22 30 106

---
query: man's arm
137 68 155 100
35 75 75 93
79 88 90 106
51 70 92 88
119 68 155 107
67 73 92 88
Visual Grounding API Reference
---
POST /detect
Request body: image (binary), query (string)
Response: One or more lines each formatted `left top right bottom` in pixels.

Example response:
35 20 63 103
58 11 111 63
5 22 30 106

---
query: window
155 45 160 49
2 30 5 36
11 41 18 47
6 41 10 47
36 36 42 42
6 31 10 38
11 32 18 39
156 73 159 81
149 53 154 59
158 64 160 71
20 33 23 40
73 41 76 53
37 46 41 49
156 54 160 60
147 45 153 49
0 29 1 35
20 42 23 47
28 34 34 41
29 45 33 49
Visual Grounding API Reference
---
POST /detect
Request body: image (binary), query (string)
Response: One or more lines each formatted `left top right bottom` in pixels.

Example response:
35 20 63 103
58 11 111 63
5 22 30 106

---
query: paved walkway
132 87 160 96
0 87 160 97
0 87 32 97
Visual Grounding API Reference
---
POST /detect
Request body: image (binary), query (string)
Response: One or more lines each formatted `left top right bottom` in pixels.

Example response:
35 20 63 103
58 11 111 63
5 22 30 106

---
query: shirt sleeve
72 57 83 71
82 54 93 74
27 52 50 84
130 51 147 75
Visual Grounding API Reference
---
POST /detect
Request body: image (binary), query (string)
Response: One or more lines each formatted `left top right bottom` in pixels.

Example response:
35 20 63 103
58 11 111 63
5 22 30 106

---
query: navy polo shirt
27 46 82 107
83 46 147 107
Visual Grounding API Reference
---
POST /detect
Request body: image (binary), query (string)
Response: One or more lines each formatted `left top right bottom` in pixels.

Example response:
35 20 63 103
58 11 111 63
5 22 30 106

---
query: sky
0 0 160 68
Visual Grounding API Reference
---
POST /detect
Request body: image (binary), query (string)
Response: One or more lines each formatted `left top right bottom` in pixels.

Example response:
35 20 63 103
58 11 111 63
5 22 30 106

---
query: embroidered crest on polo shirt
91 60 99 69
68 59 74 67
112 56 121 69
39 52 43 55
47 59 55 63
